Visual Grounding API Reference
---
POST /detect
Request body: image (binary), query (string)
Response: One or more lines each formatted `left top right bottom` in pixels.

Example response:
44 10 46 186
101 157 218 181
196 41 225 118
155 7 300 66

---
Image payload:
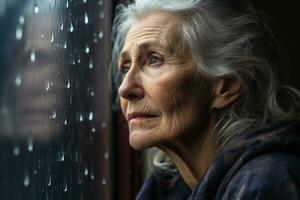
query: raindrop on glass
51 110 57 119
85 46 90 54
70 22 74 32
64 42 67 49
24 173 30 186
83 0 87 3
48 175 52 186
64 118 68 125
104 151 109 159
100 11 104 18
15 74 22 86
98 0 103 6
90 91 95 96
88 112 93 121
84 12 89 24
101 122 107 128
89 59 93 69
64 183 68 192
79 114 83 122
66 78 71 89
34 6 39 14
13 144 20 156
102 178 107 185
66 0 69 8
84 167 88 176
19 15 25 24
60 22 64 30
28 136 33 152
90 173 95 180
50 33 54 43
30 49 36 62
59 151 65 162
45 81 50 91
16 27 23 40
98 30 103 39
41 34 45 38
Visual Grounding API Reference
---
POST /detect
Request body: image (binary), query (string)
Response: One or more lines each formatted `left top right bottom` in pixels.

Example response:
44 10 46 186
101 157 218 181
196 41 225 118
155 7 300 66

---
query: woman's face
118 12 212 150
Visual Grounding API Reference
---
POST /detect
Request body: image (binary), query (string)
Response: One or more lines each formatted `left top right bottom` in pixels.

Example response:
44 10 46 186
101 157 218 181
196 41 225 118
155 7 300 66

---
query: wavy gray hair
111 0 300 179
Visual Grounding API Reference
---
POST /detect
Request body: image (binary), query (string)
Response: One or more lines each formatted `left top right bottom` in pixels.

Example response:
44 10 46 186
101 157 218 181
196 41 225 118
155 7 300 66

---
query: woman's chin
129 130 160 150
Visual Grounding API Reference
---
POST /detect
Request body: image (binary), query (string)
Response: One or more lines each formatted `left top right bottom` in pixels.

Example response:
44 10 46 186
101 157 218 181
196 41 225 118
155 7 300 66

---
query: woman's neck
159 124 219 189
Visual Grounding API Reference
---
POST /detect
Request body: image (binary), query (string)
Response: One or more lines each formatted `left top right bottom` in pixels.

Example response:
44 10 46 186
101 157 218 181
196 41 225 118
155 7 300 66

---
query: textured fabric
136 120 300 200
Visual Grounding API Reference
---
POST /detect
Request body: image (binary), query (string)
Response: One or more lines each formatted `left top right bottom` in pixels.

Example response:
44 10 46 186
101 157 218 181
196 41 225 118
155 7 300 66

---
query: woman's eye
148 54 163 66
119 63 130 78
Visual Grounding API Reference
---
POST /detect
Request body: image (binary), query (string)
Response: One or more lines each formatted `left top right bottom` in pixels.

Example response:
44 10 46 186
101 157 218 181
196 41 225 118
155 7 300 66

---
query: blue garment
136 121 300 200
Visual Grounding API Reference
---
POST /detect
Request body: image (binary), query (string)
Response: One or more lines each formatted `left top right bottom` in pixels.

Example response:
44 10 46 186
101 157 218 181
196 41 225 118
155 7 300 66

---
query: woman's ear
211 78 241 109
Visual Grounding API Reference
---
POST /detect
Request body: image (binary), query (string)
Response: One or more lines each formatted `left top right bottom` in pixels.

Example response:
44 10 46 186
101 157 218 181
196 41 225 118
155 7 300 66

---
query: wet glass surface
0 0 111 199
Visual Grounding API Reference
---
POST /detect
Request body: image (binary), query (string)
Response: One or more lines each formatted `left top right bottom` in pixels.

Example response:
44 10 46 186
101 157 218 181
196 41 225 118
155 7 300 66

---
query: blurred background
0 0 299 200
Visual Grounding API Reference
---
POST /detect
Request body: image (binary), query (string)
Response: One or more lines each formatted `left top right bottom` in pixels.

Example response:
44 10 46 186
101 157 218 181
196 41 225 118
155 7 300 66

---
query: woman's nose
118 68 144 101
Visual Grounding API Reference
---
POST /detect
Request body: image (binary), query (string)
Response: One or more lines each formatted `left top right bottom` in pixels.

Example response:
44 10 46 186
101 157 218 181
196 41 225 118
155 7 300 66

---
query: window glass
0 0 111 199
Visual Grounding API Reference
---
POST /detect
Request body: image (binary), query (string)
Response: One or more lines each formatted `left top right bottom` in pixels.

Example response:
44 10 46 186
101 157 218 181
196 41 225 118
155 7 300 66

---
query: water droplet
41 34 45 38
59 151 65 162
102 178 107 185
13 144 20 156
15 75 22 86
28 136 33 152
98 0 103 5
85 46 90 54
51 110 56 119
90 173 95 180
60 22 64 30
70 22 74 32
48 175 52 186
100 11 104 18
79 114 83 122
50 33 54 43
83 0 87 3
34 170 38 175
63 42 67 49
66 78 70 88
77 58 81 64
64 183 68 192
64 118 68 125
90 91 95 96
45 81 50 91
88 112 93 121
98 30 103 39
104 151 109 159
66 0 69 8
84 12 89 24
84 167 88 176
16 27 23 40
34 6 39 14
19 15 25 24
101 122 106 128
75 150 79 162
89 59 93 69
24 173 30 186
30 49 36 62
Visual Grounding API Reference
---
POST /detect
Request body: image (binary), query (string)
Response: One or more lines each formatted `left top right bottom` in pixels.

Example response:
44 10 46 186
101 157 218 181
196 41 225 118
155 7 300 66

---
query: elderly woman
111 0 300 199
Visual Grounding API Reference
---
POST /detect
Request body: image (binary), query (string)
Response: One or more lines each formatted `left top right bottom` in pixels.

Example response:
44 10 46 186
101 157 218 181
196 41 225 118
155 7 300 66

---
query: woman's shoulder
222 152 300 200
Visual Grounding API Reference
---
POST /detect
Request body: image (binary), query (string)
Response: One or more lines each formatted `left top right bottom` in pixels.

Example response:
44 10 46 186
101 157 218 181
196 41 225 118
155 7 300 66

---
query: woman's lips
127 112 158 122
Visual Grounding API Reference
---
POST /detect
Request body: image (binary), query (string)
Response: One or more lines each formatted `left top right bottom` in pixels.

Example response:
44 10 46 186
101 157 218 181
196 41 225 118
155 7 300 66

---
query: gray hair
111 0 300 177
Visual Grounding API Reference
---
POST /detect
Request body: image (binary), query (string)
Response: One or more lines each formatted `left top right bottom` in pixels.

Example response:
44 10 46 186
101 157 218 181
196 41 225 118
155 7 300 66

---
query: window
0 0 112 199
